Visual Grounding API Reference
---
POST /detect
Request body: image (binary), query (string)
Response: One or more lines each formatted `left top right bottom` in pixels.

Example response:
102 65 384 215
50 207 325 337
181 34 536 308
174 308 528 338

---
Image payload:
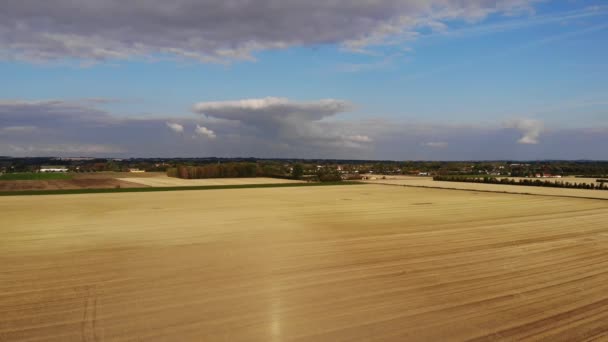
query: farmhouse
39 165 68 172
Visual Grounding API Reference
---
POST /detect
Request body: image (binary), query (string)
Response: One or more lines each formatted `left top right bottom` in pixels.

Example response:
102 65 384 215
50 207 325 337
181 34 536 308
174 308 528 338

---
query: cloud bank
0 0 539 63
1 98 606 160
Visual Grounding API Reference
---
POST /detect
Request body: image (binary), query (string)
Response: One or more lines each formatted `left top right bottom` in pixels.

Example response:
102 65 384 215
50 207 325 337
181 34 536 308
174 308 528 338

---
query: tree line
167 163 262 179
433 175 608 191
167 162 343 182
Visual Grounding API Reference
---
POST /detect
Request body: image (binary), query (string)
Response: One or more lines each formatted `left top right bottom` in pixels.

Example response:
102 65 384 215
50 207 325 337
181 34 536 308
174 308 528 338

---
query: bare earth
0 173 301 192
363 176 608 200
0 178 147 192
118 175 304 187
2 185 608 341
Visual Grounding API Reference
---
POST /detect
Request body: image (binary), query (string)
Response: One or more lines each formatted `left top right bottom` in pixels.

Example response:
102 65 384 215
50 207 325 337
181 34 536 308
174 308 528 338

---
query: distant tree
433 175 607 191
317 168 342 182
292 164 304 180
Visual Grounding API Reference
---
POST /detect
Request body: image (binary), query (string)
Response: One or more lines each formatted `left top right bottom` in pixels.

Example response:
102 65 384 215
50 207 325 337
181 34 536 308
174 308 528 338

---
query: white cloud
436 5 608 39
422 141 448 148
166 122 184 133
505 118 544 144
195 125 216 139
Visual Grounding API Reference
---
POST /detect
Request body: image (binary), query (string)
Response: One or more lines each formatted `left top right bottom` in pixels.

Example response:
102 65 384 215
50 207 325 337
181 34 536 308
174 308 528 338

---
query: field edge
0 181 363 197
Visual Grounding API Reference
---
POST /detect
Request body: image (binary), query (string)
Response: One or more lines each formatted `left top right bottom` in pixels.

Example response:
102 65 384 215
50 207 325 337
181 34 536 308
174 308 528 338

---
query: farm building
39 165 68 172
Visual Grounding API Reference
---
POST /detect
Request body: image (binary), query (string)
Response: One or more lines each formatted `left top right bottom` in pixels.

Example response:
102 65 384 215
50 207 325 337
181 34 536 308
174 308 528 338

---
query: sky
0 0 607 160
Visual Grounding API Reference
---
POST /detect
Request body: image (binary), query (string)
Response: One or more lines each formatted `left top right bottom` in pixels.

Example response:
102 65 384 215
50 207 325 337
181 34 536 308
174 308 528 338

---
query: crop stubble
1 184 608 341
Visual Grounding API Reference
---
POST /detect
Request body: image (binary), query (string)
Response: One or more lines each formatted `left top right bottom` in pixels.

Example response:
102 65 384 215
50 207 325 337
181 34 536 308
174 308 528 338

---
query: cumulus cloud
505 118 544 144
193 97 353 122
166 122 184 133
0 0 539 63
193 97 367 150
195 125 216 139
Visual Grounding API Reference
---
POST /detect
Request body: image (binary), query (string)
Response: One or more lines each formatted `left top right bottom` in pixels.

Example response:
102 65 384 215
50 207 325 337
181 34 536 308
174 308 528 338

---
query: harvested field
0 172 302 192
0 173 303 192
364 177 608 200
2 185 608 341
0 178 147 192
72 172 167 179
119 175 304 187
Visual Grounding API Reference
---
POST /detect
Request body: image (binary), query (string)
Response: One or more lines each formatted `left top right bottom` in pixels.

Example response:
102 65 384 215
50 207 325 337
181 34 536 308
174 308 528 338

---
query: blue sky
0 0 607 159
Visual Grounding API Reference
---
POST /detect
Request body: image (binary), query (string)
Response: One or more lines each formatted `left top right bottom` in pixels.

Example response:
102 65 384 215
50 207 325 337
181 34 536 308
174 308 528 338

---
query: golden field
364 176 608 200
2 184 608 341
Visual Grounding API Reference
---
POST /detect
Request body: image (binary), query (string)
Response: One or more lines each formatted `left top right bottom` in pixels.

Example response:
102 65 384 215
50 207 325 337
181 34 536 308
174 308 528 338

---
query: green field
0 173 73 181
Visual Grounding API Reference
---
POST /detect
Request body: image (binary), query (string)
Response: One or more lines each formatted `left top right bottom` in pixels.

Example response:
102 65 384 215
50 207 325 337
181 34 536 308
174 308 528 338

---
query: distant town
1 156 607 179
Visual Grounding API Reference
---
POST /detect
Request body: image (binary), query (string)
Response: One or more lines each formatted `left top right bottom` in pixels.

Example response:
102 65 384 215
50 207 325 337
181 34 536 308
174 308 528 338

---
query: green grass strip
0 181 363 197
0 172 72 181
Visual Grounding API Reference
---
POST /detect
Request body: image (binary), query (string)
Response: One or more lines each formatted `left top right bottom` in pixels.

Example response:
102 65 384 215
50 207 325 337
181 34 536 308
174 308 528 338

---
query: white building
40 165 68 172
